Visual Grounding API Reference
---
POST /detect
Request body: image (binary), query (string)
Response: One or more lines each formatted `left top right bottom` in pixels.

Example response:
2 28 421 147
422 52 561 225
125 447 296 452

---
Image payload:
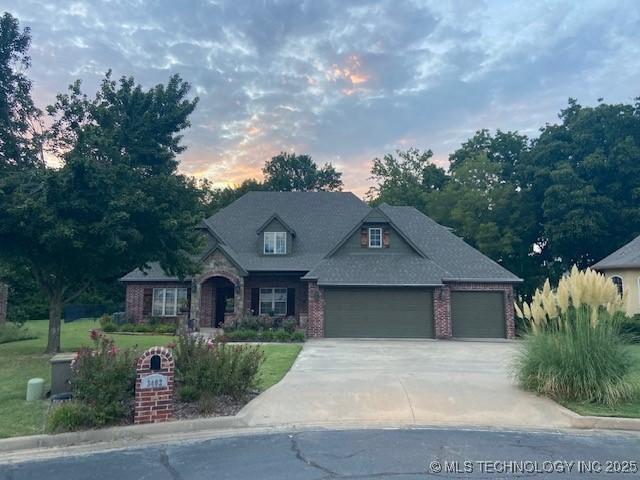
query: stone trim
307 281 325 338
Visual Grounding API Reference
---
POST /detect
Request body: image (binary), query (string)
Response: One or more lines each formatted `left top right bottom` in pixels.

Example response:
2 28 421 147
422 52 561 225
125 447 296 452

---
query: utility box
50 353 75 396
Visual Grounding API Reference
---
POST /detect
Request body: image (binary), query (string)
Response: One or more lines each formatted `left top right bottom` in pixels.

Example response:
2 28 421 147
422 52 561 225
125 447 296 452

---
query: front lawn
563 345 640 418
0 319 301 438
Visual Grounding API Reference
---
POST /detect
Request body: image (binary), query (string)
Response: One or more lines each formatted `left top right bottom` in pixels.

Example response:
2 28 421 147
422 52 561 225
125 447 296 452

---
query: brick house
121 191 521 339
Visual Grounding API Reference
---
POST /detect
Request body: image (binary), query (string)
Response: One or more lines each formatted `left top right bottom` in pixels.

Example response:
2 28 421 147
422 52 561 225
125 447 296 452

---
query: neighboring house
592 234 640 316
121 192 521 339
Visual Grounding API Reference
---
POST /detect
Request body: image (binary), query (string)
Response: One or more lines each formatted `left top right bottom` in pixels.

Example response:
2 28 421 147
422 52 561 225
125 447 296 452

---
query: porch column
190 278 200 330
234 277 245 322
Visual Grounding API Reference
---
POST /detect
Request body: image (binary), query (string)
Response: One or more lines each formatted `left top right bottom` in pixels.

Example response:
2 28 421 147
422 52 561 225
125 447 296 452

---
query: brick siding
0 283 7 324
436 282 516 339
307 281 325 337
124 282 190 324
243 275 308 324
134 347 174 424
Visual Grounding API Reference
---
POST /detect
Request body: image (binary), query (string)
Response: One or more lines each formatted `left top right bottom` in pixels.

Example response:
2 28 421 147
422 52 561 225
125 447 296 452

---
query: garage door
324 288 434 338
451 291 506 338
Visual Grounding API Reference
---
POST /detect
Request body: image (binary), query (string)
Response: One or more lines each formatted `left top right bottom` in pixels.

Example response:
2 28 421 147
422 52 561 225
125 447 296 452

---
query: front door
214 287 234 327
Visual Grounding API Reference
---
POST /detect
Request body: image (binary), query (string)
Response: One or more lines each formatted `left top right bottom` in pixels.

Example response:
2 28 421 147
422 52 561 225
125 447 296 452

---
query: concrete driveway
240 339 572 429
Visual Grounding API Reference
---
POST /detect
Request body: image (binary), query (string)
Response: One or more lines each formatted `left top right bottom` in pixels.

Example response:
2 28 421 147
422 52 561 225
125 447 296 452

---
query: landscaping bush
98 314 113 328
133 324 152 333
291 330 306 342
46 402 99 433
515 267 634 406
177 385 200 402
175 334 264 399
155 323 177 335
274 329 291 342
101 322 118 333
282 317 297 333
70 331 137 426
620 315 640 343
226 329 258 342
0 322 37 344
119 323 135 332
259 330 274 342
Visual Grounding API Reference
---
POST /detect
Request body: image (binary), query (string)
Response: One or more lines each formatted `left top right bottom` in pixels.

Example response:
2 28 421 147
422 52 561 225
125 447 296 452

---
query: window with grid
259 288 287 315
264 232 287 254
152 288 188 316
368 227 382 248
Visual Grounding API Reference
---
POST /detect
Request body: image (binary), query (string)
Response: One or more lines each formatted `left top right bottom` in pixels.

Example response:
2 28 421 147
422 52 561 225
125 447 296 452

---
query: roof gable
593 234 640 269
256 213 297 236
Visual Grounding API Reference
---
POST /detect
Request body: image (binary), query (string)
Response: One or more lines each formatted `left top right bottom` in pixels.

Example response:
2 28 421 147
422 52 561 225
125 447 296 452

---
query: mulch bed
173 391 259 420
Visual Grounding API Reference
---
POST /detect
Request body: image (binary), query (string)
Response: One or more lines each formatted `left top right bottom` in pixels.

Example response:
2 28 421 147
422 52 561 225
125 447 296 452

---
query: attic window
264 232 286 254
368 228 382 248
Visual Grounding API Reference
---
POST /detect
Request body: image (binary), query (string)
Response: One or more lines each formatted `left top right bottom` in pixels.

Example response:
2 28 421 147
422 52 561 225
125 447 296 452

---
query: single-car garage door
451 291 506 338
324 288 434 338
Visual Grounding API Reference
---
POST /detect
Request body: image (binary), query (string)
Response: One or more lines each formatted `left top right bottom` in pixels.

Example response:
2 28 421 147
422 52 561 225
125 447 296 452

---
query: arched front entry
191 270 244 330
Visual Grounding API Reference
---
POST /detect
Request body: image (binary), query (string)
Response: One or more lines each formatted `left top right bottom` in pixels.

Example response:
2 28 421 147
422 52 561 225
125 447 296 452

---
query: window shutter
250 288 259 315
186 288 192 314
142 288 153 316
383 229 390 248
286 288 296 316
360 228 368 247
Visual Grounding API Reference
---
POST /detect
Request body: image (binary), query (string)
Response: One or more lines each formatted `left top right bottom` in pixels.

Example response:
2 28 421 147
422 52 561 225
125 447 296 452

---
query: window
611 276 623 297
368 227 382 248
259 288 287 315
264 232 286 254
152 288 188 316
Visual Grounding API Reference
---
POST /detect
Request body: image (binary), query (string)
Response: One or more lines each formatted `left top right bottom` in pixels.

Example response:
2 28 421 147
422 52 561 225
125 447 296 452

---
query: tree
0 13 42 170
201 178 265 215
0 48 203 351
262 152 343 191
367 148 447 211
521 98 640 276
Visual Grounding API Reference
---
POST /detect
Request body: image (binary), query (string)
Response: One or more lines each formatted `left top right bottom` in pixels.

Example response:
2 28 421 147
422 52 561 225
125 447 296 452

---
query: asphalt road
1 427 639 479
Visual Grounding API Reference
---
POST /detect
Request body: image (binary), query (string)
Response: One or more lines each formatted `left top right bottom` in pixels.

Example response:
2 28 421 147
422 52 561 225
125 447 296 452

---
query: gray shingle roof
378 204 521 283
204 191 370 271
592 234 640 269
120 262 191 282
121 192 521 284
302 254 447 286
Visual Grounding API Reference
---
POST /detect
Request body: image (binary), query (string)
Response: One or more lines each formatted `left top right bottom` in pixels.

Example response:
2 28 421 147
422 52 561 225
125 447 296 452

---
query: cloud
4 0 640 196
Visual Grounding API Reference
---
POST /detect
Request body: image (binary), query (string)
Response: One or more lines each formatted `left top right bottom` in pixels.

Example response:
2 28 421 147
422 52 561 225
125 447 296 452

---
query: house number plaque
140 373 168 389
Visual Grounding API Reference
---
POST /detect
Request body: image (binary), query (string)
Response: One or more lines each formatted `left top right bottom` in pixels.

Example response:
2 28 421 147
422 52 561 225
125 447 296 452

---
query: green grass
563 345 640 418
0 319 301 438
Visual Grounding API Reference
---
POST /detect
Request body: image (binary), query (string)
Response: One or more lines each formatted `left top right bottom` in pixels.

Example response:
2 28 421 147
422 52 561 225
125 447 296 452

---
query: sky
5 0 640 196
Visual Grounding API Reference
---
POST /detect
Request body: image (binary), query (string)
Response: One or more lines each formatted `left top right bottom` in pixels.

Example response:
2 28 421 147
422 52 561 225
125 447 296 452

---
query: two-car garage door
323 287 506 339
324 287 434 338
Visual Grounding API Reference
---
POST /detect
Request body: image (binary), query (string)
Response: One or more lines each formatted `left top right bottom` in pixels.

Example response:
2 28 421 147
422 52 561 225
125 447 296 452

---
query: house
121 191 521 338
592 234 640 316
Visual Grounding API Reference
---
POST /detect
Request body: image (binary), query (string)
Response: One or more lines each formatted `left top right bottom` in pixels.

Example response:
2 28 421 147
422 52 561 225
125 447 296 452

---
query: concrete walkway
240 339 573 429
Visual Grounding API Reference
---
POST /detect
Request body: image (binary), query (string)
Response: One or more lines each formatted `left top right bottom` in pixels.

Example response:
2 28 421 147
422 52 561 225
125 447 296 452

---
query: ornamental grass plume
514 266 626 333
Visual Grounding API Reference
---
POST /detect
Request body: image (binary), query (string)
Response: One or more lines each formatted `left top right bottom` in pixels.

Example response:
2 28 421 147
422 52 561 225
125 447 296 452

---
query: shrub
515 268 634 406
259 330 275 342
0 323 37 344
226 329 258 342
155 323 177 335
46 402 98 433
101 323 118 333
119 323 135 332
175 334 264 399
283 317 297 333
133 324 152 333
70 331 137 426
274 330 291 342
291 330 306 342
198 393 217 414
177 385 200 402
620 315 640 343
98 314 113 328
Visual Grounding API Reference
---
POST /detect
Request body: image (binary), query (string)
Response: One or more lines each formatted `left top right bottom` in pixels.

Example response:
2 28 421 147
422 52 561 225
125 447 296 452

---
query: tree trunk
46 293 63 354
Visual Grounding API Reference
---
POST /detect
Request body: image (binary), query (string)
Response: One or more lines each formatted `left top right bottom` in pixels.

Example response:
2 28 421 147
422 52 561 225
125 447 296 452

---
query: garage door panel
324 288 434 338
451 291 505 338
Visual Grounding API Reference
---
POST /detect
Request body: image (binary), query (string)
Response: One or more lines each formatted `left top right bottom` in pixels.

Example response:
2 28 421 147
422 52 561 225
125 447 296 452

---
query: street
1 427 638 479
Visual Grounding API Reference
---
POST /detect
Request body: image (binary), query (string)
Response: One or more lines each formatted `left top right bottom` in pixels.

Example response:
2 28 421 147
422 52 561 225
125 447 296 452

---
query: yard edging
554 402 640 431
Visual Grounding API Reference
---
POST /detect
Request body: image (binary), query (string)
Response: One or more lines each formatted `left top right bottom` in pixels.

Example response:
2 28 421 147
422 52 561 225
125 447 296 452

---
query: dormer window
264 232 286 254
368 228 382 248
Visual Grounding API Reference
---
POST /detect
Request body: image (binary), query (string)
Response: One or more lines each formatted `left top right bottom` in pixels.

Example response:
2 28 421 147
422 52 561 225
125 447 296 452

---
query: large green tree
262 152 343 191
0 18 204 352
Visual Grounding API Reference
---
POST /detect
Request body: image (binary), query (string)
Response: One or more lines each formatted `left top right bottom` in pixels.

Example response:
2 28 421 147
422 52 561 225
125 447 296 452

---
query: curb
0 408 639 460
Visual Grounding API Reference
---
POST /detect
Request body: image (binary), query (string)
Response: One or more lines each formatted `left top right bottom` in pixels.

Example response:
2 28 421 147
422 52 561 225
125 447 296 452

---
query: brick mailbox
134 346 175 424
